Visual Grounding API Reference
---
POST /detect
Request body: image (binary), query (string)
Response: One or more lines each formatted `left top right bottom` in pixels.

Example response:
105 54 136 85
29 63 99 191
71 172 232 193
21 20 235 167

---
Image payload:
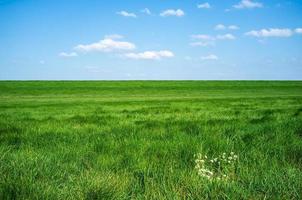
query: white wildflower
194 151 238 181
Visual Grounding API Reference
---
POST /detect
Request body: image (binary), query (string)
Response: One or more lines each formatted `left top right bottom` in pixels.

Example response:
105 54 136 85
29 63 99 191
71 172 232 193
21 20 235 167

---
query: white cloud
117 11 137 18
217 34 236 40
295 28 302 34
39 60 45 64
190 41 215 47
124 50 174 60
245 28 293 37
75 38 136 52
191 34 215 40
214 24 239 31
215 24 226 30
141 8 151 15
160 9 184 17
229 25 240 30
192 33 235 40
104 34 124 39
59 52 78 57
215 24 239 31
201 54 218 60
233 0 263 9
190 35 215 46
197 3 211 9
190 33 235 47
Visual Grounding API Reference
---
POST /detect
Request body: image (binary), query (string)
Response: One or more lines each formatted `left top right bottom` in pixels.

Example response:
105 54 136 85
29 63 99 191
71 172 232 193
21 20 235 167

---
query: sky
0 0 302 80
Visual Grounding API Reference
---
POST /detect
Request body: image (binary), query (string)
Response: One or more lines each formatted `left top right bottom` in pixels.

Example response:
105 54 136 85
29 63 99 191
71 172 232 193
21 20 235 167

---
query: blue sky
0 0 302 80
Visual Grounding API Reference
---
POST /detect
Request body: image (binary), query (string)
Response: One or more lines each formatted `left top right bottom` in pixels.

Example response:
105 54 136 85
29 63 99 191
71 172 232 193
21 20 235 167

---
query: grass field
0 81 302 199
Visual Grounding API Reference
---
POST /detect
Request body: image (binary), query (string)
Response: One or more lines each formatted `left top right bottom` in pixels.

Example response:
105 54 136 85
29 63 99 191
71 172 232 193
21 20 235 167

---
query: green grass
0 81 301 199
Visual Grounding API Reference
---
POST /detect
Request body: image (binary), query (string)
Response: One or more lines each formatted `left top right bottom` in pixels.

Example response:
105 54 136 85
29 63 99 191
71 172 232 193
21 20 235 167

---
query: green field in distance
0 81 301 199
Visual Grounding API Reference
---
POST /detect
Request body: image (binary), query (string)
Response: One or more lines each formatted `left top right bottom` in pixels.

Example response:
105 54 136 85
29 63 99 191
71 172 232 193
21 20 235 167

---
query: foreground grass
0 81 301 199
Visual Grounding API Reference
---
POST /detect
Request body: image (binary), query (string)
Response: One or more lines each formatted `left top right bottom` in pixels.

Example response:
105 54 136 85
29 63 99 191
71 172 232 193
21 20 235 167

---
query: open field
0 81 302 199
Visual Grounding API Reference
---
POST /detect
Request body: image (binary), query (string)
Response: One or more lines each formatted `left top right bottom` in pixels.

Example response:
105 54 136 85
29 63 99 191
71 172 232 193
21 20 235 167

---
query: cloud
160 9 184 17
245 28 293 37
124 50 174 60
191 34 235 41
215 24 226 30
233 0 263 9
59 52 78 57
214 24 239 31
190 41 215 47
197 3 211 9
228 25 240 30
216 34 236 40
39 60 45 64
191 34 215 40
190 34 216 46
190 35 213 46
201 54 218 60
190 33 235 47
215 24 240 31
104 34 124 39
116 11 137 18
295 28 302 34
141 8 151 15
75 38 136 52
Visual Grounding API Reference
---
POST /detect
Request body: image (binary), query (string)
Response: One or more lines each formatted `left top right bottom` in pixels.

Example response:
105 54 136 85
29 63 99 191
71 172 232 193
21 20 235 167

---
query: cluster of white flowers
194 152 238 181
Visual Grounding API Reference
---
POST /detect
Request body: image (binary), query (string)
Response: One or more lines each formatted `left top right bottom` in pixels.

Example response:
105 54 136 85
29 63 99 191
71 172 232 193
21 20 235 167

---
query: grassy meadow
0 81 302 199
